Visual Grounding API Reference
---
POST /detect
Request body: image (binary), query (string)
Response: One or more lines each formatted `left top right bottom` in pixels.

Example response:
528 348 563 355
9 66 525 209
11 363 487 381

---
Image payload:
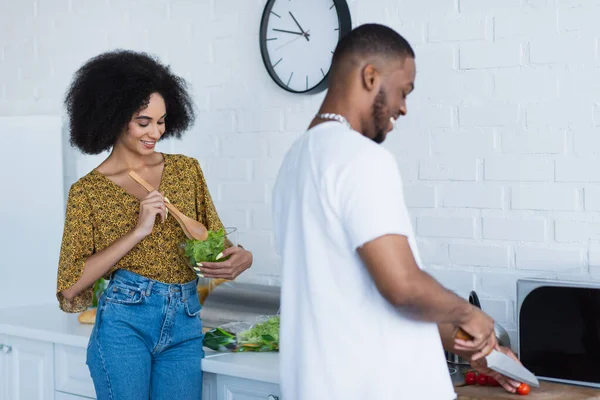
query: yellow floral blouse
56 153 225 313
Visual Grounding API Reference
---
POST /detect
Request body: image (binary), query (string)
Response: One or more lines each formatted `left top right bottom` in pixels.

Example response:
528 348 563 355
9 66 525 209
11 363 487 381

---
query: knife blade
485 348 540 387
456 328 540 388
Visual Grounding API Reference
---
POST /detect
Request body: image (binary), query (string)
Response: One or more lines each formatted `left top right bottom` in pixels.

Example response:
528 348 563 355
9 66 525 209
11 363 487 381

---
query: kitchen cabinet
1 337 275 400
54 344 95 399
217 374 281 400
0 335 54 400
204 373 217 399
0 305 283 400
51 345 252 400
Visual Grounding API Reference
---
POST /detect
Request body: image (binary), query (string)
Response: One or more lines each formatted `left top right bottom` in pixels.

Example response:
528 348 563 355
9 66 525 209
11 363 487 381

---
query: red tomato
517 383 531 395
487 376 500 386
465 371 476 385
477 373 488 386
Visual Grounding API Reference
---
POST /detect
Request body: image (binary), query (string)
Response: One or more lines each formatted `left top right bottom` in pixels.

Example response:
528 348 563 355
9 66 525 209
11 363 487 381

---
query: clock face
259 0 352 94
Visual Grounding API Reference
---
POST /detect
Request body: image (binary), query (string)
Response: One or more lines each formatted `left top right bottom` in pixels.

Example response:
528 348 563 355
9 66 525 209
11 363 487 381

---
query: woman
56 50 253 399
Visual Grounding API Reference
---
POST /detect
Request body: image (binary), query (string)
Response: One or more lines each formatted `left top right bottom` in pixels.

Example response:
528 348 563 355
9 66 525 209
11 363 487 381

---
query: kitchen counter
456 381 600 399
0 304 279 383
0 304 93 347
202 351 279 383
3 305 598 397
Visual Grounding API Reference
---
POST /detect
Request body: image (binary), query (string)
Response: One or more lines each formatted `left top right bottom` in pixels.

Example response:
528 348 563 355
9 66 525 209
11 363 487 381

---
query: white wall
0 117 64 309
3 0 600 342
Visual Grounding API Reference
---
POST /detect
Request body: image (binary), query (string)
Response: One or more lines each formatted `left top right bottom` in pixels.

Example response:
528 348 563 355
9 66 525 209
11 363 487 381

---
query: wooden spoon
128 170 209 241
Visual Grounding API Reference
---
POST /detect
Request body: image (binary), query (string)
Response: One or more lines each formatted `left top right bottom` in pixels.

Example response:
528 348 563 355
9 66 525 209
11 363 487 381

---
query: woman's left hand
198 246 253 280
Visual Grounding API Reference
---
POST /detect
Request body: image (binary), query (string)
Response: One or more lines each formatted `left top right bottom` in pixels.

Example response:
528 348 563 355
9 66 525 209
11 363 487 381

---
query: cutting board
456 381 600 399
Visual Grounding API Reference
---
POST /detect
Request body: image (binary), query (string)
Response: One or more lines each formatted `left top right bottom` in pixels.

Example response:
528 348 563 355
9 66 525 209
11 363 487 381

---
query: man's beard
371 88 389 144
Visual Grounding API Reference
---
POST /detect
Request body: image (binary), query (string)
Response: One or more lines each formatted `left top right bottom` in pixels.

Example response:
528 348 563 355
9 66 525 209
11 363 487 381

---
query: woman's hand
469 344 523 393
134 190 166 239
198 246 253 279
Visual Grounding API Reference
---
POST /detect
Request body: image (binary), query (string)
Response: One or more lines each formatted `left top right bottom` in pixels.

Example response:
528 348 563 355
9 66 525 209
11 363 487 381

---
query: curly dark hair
64 50 196 154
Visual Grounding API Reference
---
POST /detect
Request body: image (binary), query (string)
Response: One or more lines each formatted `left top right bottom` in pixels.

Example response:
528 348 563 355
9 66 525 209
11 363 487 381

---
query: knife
456 328 540 388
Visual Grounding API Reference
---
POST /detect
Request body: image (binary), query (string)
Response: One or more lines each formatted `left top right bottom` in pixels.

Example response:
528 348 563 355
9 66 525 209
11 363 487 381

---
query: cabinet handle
267 396 279 400
0 344 12 354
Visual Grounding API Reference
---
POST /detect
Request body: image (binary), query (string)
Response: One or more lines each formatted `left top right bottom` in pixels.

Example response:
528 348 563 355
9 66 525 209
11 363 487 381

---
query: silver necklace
316 113 352 129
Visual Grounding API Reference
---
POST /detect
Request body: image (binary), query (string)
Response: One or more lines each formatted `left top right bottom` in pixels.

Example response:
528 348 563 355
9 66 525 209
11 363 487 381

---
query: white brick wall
417 216 476 239
427 16 487 42
555 220 600 243
511 185 578 211
463 41 520 70
484 157 554 181
3 0 600 340
431 127 496 156
449 243 510 268
458 103 520 126
556 158 600 182
515 246 585 271
419 157 478 181
494 9 558 39
483 217 547 242
500 127 564 155
404 186 437 208
441 184 504 209
584 187 600 211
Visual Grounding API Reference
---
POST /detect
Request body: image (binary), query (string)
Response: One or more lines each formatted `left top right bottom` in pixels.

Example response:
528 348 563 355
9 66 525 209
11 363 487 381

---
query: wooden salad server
128 170 209 241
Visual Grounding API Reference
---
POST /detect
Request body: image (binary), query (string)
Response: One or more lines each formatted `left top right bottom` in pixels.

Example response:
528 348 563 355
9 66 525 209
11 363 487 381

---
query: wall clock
259 0 352 94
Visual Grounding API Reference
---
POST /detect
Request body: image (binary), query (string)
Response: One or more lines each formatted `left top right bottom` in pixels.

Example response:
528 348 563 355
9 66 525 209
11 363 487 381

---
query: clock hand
272 28 305 36
289 11 310 42
276 30 311 50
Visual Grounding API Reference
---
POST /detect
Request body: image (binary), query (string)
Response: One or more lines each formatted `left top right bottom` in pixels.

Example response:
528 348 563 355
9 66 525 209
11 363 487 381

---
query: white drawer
54 344 96 399
217 374 281 400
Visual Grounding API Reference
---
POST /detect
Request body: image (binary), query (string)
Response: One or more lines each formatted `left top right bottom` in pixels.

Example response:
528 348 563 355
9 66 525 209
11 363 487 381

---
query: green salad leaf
203 328 238 351
184 227 225 264
237 316 280 344
92 278 108 308
202 315 280 353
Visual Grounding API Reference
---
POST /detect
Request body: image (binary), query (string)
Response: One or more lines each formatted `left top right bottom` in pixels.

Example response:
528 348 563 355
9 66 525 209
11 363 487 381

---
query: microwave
517 278 600 389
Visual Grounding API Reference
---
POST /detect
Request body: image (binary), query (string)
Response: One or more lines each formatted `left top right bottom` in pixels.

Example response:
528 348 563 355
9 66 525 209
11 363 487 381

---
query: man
272 24 522 399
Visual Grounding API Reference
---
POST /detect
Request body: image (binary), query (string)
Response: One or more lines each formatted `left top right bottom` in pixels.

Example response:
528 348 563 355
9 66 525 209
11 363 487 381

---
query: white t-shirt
272 122 456 400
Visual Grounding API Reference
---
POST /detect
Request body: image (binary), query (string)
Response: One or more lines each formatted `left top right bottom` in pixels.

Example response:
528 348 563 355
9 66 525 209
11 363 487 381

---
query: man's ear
361 64 380 92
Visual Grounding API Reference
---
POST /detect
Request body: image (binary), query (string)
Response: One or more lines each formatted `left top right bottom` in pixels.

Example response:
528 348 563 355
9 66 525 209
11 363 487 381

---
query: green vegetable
238 315 280 344
184 228 226 264
203 328 238 351
202 316 280 353
92 278 108 307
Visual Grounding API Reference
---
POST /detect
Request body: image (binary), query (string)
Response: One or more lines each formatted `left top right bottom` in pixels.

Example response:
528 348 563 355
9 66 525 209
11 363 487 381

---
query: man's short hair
331 23 415 69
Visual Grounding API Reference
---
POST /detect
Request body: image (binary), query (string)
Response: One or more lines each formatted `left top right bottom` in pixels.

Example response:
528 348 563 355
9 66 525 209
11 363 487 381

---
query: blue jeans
86 269 204 400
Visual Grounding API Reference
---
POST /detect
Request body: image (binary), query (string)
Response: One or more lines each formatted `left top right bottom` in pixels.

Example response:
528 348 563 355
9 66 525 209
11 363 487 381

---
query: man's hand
439 323 523 394
454 309 496 361
469 344 523 393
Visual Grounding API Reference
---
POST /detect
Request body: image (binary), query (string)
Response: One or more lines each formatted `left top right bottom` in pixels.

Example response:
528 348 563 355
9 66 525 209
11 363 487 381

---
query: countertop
0 304 279 383
0 304 93 347
456 381 600 399
202 351 279 383
3 306 599 393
